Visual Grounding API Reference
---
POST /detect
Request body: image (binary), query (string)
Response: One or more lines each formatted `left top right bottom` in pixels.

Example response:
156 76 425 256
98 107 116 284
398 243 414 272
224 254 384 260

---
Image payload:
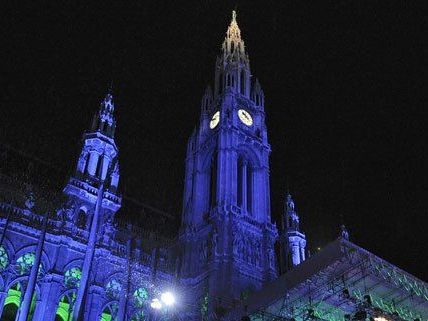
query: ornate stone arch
62 258 84 275
12 246 50 277
236 144 262 168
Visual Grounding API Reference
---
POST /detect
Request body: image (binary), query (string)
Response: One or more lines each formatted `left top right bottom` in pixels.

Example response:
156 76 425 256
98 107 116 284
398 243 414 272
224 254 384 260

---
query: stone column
32 274 62 321
83 284 104 321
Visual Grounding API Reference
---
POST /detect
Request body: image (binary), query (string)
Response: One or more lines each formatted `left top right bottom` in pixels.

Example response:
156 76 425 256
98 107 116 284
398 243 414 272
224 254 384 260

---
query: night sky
1 2 427 280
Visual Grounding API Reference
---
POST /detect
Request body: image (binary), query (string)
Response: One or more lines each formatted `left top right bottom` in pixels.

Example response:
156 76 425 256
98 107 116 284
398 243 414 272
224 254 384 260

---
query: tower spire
215 10 251 97
91 90 116 138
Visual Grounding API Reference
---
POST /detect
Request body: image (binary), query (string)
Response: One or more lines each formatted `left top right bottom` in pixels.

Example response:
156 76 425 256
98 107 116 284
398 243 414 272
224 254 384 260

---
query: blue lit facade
0 92 177 321
1 10 426 321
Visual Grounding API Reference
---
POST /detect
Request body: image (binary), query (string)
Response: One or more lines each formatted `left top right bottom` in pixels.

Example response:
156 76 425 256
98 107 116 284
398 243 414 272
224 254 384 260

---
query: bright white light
374 317 389 321
150 298 162 310
161 291 175 306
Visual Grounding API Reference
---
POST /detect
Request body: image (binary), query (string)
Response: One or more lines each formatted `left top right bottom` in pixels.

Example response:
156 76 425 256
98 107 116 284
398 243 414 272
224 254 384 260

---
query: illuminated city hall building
0 11 427 321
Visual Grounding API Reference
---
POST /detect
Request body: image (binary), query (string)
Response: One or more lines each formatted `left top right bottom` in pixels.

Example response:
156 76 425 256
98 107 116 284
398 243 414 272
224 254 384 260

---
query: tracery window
105 279 122 300
15 252 35 275
100 303 118 321
56 292 76 321
64 267 82 288
0 246 9 270
133 287 149 308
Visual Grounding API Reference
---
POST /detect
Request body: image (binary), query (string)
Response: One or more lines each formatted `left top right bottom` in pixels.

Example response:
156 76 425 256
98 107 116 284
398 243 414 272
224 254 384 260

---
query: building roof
243 238 428 321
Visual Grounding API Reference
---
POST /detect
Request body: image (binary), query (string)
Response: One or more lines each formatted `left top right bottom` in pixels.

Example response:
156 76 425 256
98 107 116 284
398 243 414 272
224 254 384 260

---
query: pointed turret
282 193 306 270
340 224 350 240
201 85 213 114
63 89 121 230
251 78 265 108
91 90 116 138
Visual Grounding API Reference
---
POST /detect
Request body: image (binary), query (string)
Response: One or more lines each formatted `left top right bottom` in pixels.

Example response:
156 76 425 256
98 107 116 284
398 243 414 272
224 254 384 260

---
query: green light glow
16 252 35 275
64 267 82 288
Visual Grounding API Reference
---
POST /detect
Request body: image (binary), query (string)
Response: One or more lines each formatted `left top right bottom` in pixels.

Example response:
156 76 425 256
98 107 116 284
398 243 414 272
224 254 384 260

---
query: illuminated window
133 288 149 308
106 279 122 300
16 252 35 275
64 267 82 288
100 303 118 321
0 246 9 270
56 292 76 321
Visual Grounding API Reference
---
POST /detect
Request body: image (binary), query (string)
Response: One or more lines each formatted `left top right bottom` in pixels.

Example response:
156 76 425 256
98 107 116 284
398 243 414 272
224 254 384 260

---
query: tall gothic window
56 292 76 321
240 71 246 95
209 152 217 210
237 157 253 214
96 156 104 178
77 209 87 229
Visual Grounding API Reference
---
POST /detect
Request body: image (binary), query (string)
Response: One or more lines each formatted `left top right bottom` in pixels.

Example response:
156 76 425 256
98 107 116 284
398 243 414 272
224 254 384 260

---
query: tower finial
232 10 237 23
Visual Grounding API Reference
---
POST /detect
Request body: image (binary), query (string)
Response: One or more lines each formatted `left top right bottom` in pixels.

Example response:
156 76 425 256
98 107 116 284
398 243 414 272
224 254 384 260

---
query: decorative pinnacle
232 10 237 23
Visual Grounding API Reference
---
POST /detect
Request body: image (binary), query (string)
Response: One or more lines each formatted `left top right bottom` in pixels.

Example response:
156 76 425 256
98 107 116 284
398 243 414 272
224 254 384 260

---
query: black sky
1 1 427 280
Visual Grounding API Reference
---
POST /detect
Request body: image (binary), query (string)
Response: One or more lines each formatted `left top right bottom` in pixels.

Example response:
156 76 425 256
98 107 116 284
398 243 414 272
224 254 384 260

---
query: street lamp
161 291 175 306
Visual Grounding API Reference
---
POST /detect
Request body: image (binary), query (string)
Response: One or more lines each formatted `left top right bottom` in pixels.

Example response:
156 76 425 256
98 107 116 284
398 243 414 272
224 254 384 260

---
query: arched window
240 71 246 95
256 94 260 106
2 283 22 321
64 267 82 288
231 41 234 52
96 155 104 178
237 158 253 214
1 282 37 321
0 246 9 271
227 74 231 87
56 292 76 321
100 303 118 321
133 288 149 308
106 279 122 300
77 208 87 229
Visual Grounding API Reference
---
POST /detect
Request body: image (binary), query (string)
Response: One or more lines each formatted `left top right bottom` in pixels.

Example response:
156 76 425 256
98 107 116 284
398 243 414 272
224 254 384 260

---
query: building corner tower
179 11 278 319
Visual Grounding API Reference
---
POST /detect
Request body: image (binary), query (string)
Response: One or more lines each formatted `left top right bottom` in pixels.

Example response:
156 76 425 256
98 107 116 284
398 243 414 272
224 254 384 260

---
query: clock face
238 109 253 126
210 111 220 129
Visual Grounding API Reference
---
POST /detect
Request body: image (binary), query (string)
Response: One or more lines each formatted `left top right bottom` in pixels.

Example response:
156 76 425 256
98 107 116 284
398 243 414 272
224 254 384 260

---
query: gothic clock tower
179 11 278 319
